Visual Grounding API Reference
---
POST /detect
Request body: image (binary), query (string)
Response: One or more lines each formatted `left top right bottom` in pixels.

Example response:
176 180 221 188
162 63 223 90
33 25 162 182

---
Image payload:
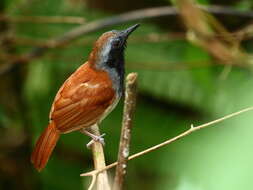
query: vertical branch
89 124 111 190
113 73 138 190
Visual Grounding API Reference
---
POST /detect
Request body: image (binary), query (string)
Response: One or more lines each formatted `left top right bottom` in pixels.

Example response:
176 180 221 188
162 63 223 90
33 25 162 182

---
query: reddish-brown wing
49 62 115 133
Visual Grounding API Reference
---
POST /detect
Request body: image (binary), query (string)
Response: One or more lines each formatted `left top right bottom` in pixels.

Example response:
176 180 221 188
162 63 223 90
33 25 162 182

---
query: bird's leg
80 128 105 148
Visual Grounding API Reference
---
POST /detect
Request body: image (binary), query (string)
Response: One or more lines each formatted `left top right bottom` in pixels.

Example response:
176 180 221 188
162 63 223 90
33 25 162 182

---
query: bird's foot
86 133 105 148
80 129 105 149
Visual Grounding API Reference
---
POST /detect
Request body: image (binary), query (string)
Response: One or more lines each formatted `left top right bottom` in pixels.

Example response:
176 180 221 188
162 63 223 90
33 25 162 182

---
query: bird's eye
112 39 121 48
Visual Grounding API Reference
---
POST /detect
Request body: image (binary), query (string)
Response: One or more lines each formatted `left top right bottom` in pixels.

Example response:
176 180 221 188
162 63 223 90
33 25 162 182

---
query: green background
1 0 253 189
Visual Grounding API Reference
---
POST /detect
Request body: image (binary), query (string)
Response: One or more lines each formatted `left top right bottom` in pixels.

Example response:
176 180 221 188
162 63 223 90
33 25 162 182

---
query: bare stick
88 124 110 190
113 73 138 190
87 174 97 190
0 15 86 24
200 5 253 18
0 4 252 24
175 0 250 66
81 106 253 177
2 5 253 75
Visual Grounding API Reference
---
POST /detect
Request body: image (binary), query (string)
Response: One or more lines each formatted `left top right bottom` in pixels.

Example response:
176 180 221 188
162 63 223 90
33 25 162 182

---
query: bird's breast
99 95 120 123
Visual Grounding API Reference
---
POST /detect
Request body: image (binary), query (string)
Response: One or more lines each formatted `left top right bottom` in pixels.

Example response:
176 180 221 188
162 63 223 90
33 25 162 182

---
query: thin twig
88 124 110 190
175 0 247 66
0 15 86 24
235 23 253 41
8 30 252 48
0 5 252 24
87 174 97 190
113 73 138 190
81 106 253 177
2 5 253 75
200 5 253 18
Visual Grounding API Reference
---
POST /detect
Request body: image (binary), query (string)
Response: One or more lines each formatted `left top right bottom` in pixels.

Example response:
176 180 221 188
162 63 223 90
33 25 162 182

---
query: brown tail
31 122 60 171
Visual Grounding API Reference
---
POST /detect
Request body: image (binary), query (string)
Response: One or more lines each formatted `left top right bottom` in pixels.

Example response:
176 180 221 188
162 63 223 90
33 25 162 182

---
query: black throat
104 48 125 97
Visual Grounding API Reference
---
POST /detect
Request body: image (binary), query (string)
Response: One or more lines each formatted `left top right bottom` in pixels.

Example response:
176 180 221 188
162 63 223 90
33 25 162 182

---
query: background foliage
1 0 253 189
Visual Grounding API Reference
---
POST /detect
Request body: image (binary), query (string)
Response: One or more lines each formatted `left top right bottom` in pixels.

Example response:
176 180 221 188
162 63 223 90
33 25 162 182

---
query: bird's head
89 24 140 71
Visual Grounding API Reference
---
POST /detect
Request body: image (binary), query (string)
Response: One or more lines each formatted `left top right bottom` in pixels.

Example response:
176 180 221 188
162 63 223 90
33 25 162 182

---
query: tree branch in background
81 106 253 177
88 124 110 190
175 0 250 66
235 23 253 41
0 5 253 25
199 5 253 18
0 15 86 24
1 5 253 75
113 73 138 190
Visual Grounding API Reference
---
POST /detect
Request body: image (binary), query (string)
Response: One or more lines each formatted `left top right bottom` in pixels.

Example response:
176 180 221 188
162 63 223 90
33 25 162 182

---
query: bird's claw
86 133 106 149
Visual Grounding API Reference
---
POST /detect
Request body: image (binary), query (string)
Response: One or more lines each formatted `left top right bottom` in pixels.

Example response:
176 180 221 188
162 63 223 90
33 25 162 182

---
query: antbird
31 24 140 171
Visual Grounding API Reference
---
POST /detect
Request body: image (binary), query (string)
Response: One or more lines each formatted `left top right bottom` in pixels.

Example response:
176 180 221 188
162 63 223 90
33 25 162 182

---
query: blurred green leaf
2 0 253 189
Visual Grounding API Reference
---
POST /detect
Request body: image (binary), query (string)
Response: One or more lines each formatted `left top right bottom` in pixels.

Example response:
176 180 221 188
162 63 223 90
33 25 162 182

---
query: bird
31 24 140 171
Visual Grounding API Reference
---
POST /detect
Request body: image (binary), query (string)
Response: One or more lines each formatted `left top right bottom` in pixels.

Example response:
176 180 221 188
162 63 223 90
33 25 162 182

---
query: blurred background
1 0 253 189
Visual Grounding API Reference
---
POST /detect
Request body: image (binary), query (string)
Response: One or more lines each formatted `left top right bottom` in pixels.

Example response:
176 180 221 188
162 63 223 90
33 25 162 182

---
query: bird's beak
120 24 140 39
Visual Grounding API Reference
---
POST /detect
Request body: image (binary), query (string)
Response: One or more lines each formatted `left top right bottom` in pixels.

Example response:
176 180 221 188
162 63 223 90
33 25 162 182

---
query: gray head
89 24 140 95
89 24 140 70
